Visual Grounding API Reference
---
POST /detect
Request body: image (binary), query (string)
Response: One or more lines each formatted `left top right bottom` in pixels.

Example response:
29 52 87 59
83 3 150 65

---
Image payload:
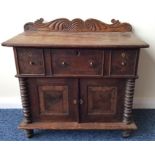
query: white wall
0 0 155 108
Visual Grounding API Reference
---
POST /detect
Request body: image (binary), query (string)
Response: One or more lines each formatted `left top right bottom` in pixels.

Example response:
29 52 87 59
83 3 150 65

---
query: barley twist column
19 78 33 138
122 78 135 137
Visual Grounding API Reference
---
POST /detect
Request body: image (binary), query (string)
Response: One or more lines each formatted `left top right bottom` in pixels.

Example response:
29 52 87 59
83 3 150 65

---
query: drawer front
51 49 103 76
16 48 45 75
104 49 139 76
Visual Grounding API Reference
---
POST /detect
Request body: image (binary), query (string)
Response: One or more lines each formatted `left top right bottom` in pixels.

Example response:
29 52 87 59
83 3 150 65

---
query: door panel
80 79 126 122
39 85 69 115
28 78 78 122
87 86 117 115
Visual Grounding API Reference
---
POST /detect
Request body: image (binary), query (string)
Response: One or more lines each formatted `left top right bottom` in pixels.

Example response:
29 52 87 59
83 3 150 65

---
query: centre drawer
51 49 103 76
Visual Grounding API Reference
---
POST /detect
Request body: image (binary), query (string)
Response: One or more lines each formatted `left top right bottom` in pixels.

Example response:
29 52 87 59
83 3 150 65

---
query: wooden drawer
104 49 139 76
51 49 103 76
16 48 45 75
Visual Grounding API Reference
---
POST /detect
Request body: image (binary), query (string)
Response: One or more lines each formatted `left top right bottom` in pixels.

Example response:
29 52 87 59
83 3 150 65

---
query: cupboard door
80 79 126 122
28 78 78 122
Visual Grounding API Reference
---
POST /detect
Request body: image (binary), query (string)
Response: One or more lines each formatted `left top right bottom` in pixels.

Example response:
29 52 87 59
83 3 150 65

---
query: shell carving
24 18 132 32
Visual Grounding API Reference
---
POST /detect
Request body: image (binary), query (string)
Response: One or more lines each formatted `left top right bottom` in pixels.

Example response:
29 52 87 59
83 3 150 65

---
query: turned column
19 78 33 138
122 78 135 137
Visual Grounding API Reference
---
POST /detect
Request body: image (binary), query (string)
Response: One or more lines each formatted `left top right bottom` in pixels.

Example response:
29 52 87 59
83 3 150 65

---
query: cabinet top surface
2 18 149 48
2 31 149 48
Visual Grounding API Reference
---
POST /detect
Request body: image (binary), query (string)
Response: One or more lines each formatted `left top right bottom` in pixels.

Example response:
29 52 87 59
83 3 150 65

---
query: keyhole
76 51 80 56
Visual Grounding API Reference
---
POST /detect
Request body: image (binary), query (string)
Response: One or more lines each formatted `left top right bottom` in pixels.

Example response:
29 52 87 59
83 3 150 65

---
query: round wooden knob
121 61 126 66
80 99 84 105
121 52 126 58
29 61 35 65
73 99 77 105
61 61 66 66
89 61 94 67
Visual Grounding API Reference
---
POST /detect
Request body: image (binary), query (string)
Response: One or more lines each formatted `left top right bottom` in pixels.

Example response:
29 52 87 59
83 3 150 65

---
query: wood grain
24 18 132 32
2 32 149 48
19 120 137 130
80 78 126 122
16 48 45 75
51 49 103 76
27 78 79 122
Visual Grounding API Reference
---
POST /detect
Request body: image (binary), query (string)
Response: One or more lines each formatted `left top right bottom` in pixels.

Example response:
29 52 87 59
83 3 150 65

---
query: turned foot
25 129 34 138
122 130 131 138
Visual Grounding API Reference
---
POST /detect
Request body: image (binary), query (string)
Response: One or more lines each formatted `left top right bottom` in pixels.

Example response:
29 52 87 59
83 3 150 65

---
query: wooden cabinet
2 18 149 138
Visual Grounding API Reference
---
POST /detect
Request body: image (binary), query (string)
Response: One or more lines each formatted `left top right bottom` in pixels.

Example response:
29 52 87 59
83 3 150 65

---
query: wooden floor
19 120 137 130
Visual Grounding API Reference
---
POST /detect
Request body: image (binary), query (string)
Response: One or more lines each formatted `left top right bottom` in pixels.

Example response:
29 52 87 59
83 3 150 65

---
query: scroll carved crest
24 18 132 32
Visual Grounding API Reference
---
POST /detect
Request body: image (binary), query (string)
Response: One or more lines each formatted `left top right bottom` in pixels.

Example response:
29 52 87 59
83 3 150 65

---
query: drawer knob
29 61 35 65
80 99 84 105
121 52 126 58
121 61 126 66
89 61 94 67
61 61 67 66
73 99 77 105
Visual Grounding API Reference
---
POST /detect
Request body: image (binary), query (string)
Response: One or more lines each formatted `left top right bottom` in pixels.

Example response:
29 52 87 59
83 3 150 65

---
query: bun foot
25 129 34 138
122 130 131 138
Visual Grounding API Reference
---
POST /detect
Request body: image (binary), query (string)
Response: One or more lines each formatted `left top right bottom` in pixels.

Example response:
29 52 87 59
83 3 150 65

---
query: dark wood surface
28 78 79 122
2 18 149 48
24 18 132 32
19 120 137 130
2 31 149 48
51 49 103 76
16 48 45 75
14 47 139 77
109 49 139 76
2 18 149 137
80 78 126 122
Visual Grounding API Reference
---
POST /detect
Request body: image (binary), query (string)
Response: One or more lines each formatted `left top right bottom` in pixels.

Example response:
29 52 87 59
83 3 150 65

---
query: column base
25 129 34 138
